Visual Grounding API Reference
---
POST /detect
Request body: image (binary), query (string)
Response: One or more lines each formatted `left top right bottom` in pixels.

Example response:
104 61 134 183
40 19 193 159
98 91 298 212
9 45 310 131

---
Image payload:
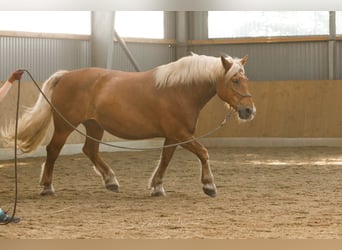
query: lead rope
23 69 233 150
0 78 20 225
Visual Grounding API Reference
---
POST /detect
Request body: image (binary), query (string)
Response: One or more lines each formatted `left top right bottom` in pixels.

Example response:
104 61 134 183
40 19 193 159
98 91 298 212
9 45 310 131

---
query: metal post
114 29 141 72
175 11 189 59
328 11 336 80
91 11 115 69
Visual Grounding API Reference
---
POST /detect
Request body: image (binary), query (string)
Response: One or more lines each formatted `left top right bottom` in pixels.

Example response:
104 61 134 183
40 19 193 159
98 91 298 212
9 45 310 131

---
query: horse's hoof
40 185 55 196
203 184 217 197
151 190 166 197
150 185 166 197
40 189 55 196
106 184 119 193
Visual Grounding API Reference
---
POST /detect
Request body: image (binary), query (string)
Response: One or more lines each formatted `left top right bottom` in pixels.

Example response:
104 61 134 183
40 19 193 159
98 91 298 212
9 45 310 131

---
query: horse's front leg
181 139 217 197
149 138 177 196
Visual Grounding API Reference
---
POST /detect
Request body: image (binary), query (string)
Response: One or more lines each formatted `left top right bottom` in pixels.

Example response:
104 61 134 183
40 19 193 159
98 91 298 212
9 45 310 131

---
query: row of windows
1 11 342 38
209 11 333 38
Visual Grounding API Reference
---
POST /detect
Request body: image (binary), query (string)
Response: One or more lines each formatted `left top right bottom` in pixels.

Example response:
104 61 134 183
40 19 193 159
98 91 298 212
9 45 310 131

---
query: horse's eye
232 79 239 84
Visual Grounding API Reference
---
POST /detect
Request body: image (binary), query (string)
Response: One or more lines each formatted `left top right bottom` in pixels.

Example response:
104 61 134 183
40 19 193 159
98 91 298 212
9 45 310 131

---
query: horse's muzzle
237 104 256 120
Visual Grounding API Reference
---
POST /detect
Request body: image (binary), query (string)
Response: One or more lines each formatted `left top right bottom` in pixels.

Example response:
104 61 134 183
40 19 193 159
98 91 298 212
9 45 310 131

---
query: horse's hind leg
149 138 177 196
82 120 119 192
40 128 73 195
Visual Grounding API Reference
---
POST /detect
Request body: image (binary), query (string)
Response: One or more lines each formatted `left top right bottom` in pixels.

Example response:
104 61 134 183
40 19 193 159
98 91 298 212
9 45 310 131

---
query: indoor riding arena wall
1 80 342 154
197 80 342 138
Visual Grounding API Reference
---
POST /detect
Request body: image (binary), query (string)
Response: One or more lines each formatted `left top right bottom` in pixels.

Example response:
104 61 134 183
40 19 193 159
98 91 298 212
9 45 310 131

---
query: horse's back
52 67 151 105
50 67 202 140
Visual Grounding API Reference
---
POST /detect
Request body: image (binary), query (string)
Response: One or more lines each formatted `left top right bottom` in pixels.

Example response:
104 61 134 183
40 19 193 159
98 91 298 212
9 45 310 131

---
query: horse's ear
240 55 248 65
221 56 233 71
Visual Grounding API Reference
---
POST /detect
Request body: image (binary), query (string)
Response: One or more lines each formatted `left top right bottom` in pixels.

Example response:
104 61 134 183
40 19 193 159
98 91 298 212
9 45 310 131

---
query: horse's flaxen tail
1 70 68 153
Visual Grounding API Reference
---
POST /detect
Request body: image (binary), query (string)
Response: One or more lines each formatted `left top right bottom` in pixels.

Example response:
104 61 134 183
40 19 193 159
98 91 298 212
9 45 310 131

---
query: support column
175 11 189 59
91 11 115 69
328 11 336 80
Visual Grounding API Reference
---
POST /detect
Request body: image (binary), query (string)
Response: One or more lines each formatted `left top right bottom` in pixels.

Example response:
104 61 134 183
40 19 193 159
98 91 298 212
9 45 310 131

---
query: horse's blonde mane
154 53 243 88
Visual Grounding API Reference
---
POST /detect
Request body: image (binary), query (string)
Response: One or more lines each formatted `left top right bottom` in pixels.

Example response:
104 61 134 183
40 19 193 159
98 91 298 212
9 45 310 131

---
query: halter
224 58 252 100
231 86 252 99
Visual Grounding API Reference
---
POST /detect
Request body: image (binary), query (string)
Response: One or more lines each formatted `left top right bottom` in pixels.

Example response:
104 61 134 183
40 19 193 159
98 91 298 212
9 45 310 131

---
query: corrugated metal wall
0 36 91 81
189 41 330 81
112 42 175 72
1 36 340 82
337 41 342 79
112 40 338 81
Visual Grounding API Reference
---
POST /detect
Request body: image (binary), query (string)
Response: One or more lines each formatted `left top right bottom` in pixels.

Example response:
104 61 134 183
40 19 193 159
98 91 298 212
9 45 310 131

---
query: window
337 11 342 35
0 11 91 35
114 11 164 39
208 11 329 38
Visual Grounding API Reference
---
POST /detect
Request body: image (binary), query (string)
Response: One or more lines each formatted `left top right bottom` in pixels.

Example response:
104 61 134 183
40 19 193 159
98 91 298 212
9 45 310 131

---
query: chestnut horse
2 53 255 197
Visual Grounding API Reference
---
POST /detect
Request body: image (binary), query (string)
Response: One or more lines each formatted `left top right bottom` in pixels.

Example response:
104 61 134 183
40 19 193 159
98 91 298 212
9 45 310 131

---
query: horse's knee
198 147 209 164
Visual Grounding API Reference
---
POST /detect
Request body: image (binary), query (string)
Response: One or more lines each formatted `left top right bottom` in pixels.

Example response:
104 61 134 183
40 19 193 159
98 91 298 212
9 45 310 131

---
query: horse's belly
100 117 163 140
104 127 162 140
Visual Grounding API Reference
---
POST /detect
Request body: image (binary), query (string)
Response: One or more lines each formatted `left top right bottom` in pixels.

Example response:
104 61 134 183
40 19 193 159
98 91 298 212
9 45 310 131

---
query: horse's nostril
237 104 255 120
246 107 252 115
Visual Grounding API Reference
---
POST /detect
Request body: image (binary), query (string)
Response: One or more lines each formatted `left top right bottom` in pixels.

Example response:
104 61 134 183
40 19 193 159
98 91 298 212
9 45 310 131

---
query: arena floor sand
1 147 342 239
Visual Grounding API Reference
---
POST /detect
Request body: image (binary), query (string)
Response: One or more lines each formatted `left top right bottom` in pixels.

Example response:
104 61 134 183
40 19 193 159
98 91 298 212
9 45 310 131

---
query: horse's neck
187 81 217 111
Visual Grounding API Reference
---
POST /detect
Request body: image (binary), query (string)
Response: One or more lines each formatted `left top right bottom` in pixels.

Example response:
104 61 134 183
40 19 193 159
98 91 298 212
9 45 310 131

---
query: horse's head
216 55 256 121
